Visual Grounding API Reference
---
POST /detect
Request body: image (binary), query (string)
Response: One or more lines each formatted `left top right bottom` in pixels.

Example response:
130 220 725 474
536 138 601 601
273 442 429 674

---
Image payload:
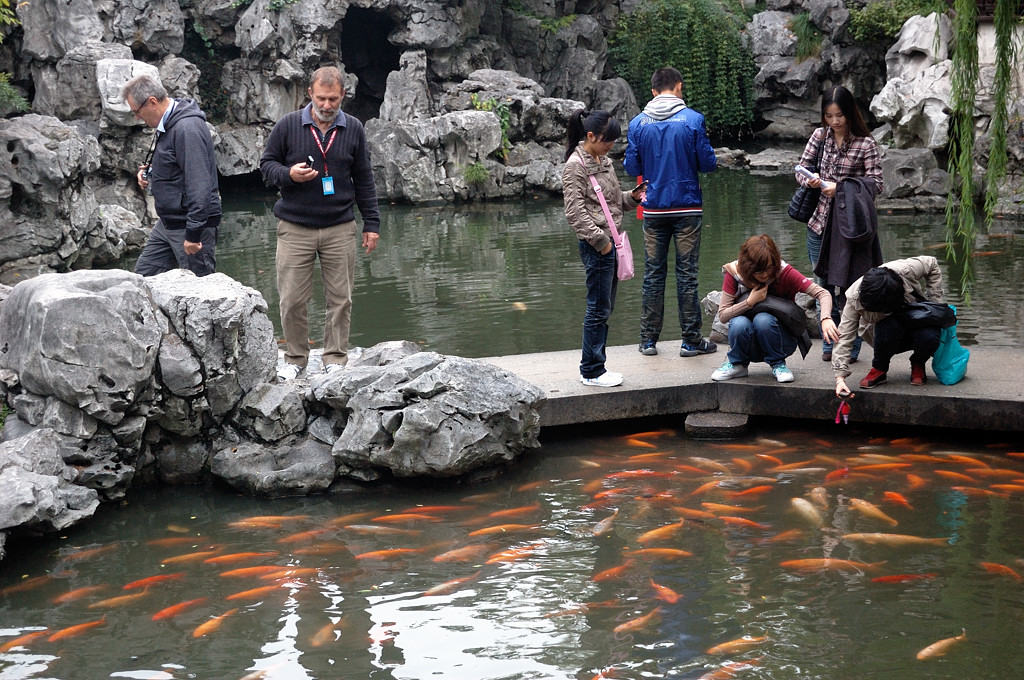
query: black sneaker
639 340 658 356
680 338 717 357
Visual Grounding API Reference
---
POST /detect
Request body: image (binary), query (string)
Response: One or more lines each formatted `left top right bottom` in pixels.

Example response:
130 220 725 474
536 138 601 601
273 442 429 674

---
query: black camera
142 165 152 181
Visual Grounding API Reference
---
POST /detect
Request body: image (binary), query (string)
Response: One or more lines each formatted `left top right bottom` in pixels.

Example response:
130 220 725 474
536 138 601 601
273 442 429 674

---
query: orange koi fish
354 548 423 561
592 509 620 537
487 503 541 519
88 590 151 609
849 498 898 526
433 544 494 563
758 529 805 545
755 453 784 466
152 597 208 621
47 618 105 642
943 454 988 467
0 575 54 595
824 467 849 483
687 480 724 498
963 467 1020 479
324 511 376 527
882 491 913 510
650 579 681 603
371 513 441 523
423 571 483 596
234 515 309 524
342 524 422 537
718 516 771 530
613 607 663 634
630 452 668 462
594 487 631 500
637 520 686 544
689 457 732 474
123 573 185 590
277 529 333 544
605 469 676 480
890 437 922 447
706 634 767 655
701 502 761 515
731 457 753 473
698 658 763 680
906 473 927 490
900 454 946 463
711 443 760 451
769 460 816 472
226 585 282 602
979 562 1023 581
146 537 196 548
486 543 544 564
61 545 118 562
204 551 281 565
467 524 540 537
627 548 693 560
950 486 1008 498
192 608 238 638
725 485 774 499
161 548 223 565
400 505 469 514
624 437 658 449
916 629 966 660
871 573 937 584
841 533 947 547
671 506 717 520
592 559 635 582
989 484 1024 493
934 470 977 484
676 464 713 476
52 585 108 604
853 463 912 472
259 568 320 580
220 565 287 578
780 558 884 572
516 480 546 492
310 618 347 647
0 629 50 652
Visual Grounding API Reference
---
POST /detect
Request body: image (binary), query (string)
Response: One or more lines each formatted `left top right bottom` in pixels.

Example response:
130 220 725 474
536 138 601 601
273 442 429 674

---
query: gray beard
313 106 336 123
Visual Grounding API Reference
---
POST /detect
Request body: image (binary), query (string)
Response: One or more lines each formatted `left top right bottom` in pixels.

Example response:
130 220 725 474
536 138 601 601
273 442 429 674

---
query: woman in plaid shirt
796 85 883 362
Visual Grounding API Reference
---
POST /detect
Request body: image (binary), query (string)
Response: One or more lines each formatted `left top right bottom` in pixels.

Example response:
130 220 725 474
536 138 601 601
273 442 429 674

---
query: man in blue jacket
624 67 717 357
123 75 221 277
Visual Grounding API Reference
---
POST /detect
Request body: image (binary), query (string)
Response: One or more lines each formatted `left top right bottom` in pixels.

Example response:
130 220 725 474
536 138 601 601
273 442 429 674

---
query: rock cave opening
337 7 401 123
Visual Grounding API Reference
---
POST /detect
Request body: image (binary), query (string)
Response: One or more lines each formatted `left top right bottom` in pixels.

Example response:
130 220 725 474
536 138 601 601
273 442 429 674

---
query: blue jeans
872 315 941 372
726 313 798 368
640 215 703 345
806 228 860 357
579 240 618 379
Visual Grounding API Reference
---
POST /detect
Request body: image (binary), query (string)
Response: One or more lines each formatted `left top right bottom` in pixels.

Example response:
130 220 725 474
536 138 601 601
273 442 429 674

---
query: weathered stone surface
748 11 797 58
33 43 134 120
885 13 951 82
685 411 749 440
70 205 149 270
234 383 308 442
870 61 952 149
97 59 162 127
214 123 273 176
16 0 104 62
881 147 941 199
107 0 185 56
212 439 335 497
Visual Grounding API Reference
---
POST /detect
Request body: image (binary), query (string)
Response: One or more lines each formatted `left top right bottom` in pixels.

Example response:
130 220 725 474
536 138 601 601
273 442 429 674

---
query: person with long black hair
562 109 645 387
796 85 883 362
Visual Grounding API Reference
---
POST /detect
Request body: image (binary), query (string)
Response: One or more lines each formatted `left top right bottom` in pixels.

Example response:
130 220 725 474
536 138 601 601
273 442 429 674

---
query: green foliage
788 13 823 62
0 71 28 115
541 14 577 32
848 0 947 44
471 93 512 162
609 0 757 137
982 0 1017 226
463 161 490 185
0 0 16 32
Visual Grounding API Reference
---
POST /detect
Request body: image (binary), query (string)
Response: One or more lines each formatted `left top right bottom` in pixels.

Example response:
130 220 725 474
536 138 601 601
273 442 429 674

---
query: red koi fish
725 485 775 499
650 579 681 603
624 437 657 449
423 571 482 596
0 629 50 652
354 548 423 561
592 559 635 582
47 618 105 642
905 473 928 490
871 573 937 584
979 562 1023 581
755 453 784 466
123 573 185 590
487 503 541 519
882 491 913 510
220 565 287 578
52 585 108 604
226 585 281 602
192 608 238 638
605 469 676 480
627 548 693 560
152 597 208 621
824 467 849 483
400 505 470 514
780 559 884 572
698 658 763 680
371 513 441 523
61 545 118 562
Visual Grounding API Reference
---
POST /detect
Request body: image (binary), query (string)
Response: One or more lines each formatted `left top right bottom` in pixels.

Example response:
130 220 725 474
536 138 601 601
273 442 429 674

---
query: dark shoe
639 340 658 356
859 368 887 389
911 363 926 386
680 338 717 357
822 351 832 362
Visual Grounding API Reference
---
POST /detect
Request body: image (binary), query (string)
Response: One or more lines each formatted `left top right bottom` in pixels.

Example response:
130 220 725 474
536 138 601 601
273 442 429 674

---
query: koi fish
725 485 775 499
934 470 977 484
220 565 288 578
123 573 185 590
871 573 938 584
47 617 105 641
758 529 805 544
964 468 1021 479
203 551 281 565
790 498 824 527
698 658 763 680
809 486 829 509
916 628 966 659
689 457 732 474
613 607 662 634
342 525 422 537
592 509 619 537
486 543 544 564
161 548 223 565
624 437 657 449
688 480 724 497
277 529 333 544
605 469 676 480
517 480 546 492
701 502 761 515
637 520 686 544
780 558 885 572
432 544 494 563
152 597 208 621
706 634 767 655
487 503 541 519
400 505 469 514
824 467 849 483
423 571 482 596
370 513 441 523
61 545 118 562
650 579 681 603
310 618 347 647
905 474 927 490
630 452 668 462
950 486 1008 498
672 506 717 520
719 516 771 530
324 511 376 527
979 562 1023 581
146 537 196 548
627 548 693 560
259 567 320 580
770 460 816 472
731 457 753 473
0 575 54 595
88 590 151 609
226 585 282 602
466 524 540 537
192 608 238 638
592 559 635 582
989 484 1024 493
0 629 50 652
849 498 899 526
883 491 913 510
594 487 631 500
841 533 948 547
354 548 423 561
52 585 108 604
755 453 784 466
235 514 310 524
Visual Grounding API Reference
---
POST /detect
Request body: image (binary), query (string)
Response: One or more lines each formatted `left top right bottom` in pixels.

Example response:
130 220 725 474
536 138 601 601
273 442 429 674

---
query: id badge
322 176 335 195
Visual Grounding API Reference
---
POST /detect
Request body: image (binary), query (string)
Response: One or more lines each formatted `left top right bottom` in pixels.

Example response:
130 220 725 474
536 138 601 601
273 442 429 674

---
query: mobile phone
306 155 316 168
633 180 649 192
795 165 818 180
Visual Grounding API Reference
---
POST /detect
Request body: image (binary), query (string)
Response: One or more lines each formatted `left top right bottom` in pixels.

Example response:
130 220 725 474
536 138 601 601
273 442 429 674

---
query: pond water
137 169 1024 359
2 427 1024 680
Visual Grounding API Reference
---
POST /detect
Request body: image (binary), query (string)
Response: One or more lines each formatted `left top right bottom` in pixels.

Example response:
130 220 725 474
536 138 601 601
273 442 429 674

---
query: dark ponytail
564 108 622 161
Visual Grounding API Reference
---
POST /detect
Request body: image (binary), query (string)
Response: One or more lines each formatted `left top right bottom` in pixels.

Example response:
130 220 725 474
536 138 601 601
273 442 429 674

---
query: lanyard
310 126 337 177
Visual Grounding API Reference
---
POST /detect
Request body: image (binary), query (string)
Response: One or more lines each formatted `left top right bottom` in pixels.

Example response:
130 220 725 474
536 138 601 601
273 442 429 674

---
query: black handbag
788 134 824 222
894 301 956 329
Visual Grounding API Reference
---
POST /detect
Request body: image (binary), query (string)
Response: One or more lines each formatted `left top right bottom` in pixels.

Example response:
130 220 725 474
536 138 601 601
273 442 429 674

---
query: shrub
849 0 948 44
463 162 490 185
788 13 823 62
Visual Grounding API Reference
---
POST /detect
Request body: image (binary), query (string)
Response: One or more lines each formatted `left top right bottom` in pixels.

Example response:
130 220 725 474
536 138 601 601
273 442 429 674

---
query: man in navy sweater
260 66 381 381
123 75 221 277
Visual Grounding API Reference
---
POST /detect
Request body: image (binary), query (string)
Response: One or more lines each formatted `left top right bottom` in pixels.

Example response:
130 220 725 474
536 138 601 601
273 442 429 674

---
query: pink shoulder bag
574 154 634 281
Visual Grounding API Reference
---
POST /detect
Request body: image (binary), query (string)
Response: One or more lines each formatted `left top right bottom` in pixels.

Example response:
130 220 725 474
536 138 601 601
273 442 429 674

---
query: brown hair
737 234 782 286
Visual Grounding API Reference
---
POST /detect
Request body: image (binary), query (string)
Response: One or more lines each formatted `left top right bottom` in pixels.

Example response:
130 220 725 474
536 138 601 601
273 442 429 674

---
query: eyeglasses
130 97 151 117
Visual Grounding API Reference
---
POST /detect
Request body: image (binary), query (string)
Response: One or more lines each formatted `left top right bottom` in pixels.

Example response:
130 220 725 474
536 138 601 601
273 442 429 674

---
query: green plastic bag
931 305 969 385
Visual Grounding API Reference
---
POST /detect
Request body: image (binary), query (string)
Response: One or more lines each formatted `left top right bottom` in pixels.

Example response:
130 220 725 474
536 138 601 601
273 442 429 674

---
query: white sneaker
711 362 748 381
772 364 795 383
580 371 623 387
277 363 302 382
323 363 344 376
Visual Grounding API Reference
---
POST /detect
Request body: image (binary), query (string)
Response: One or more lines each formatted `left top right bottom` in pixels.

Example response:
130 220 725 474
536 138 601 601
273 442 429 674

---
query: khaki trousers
276 218 358 368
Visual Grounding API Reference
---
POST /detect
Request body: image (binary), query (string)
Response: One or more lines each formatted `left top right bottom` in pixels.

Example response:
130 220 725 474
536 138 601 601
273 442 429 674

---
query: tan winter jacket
562 142 638 252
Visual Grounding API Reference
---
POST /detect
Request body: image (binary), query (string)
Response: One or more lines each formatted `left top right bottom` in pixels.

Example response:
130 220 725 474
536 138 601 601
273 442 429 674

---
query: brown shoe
911 363 926 386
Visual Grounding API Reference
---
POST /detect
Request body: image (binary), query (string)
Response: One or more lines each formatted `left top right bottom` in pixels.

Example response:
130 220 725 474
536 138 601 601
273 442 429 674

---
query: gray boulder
107 0 185 56
211 438 335 497
870 61 952 149
880 147 942 199
32 43 134 120
214 123 273 176
16 0 104 62
748 11 798 58
885 13 951 82
234 383 308 442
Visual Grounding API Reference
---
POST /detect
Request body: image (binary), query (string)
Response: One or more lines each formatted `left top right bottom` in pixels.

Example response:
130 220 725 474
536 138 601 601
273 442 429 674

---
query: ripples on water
2 427 1024 680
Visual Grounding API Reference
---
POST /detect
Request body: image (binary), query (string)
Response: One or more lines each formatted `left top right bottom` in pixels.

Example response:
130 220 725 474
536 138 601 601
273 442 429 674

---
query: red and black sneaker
859 368 887 389
911 363 927 386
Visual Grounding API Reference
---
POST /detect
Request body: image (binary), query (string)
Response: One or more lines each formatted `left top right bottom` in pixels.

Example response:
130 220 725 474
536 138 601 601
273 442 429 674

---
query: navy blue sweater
259 105 380 232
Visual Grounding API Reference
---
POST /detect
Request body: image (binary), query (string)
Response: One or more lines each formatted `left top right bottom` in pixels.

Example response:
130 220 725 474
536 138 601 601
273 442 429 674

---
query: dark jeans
640 215 703 345
806 227 860 357
579 240 618 379
872 315 942 373
135 217 219 277
726 313 799 368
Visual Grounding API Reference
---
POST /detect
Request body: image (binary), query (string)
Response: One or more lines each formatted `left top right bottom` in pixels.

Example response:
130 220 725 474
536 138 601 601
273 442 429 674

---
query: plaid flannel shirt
797 127 883 236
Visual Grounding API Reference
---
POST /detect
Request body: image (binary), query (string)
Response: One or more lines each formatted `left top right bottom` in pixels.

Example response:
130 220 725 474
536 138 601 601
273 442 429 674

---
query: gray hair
309 66 343 91
121 75 168 108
